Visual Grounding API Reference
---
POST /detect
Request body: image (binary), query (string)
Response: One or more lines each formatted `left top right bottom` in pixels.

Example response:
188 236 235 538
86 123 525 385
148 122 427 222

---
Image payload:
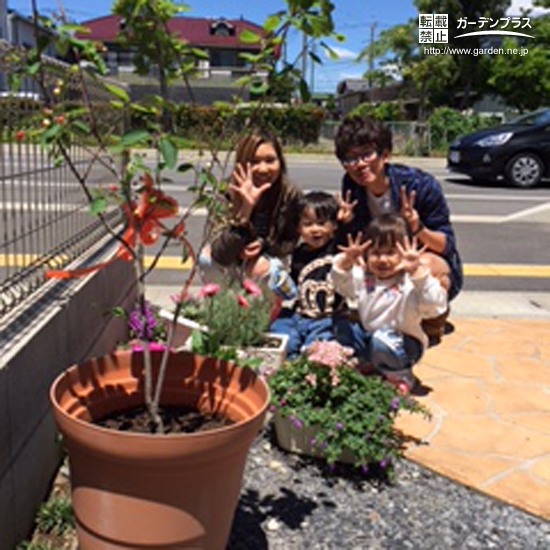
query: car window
508 109 550 126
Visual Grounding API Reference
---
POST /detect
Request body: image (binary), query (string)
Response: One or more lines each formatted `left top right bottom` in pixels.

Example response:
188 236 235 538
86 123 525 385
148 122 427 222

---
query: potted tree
14 0 341 548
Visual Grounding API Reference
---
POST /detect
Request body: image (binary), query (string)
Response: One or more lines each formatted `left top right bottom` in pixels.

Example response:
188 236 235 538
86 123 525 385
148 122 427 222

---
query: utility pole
310 40 315 94
301 30 307 82
367 21 377 88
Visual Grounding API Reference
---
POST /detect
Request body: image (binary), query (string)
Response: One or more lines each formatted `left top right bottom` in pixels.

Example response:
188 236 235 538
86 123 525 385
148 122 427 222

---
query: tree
416 0 511 108
358 21 457 121
487 13 550 111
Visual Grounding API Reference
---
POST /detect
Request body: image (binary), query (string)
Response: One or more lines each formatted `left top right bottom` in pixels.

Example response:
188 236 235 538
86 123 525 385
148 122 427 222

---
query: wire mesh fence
0 41 125 318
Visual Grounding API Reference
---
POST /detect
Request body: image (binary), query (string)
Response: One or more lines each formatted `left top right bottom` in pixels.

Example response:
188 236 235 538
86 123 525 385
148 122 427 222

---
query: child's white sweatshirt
331 255 448 350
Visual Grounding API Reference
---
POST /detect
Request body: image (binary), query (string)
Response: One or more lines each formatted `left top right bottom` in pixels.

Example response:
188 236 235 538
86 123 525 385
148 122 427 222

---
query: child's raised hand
229 162 271 210
396 236 428 275
337 232 371 270
335 190 357 224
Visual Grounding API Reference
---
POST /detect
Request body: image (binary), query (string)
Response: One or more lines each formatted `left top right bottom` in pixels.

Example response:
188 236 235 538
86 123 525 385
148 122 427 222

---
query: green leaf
239 52 263 63
89 196 107 215
234 75 252 87
299 78 311 102
190 48 209 60
249 80 269 95
177 162 194 173
159 137 178 169
27 62 41 75
121 130 150 146
320 41 339 61
111 306 126 317
263 14 281 32
59 23 91 34
70 120 90 134
239 29 261 44
110 99 125 109
308 50 322 64
104 83 130 102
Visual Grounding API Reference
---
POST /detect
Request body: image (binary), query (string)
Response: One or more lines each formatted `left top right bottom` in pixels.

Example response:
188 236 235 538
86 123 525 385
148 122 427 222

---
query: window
210 20 235 37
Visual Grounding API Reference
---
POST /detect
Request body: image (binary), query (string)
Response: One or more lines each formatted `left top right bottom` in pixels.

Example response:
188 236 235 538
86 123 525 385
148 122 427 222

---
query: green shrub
172 103 325 145
349 101 404 122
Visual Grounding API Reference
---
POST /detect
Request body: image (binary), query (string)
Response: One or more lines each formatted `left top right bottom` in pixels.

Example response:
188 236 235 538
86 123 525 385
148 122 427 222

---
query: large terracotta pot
50 349 269 550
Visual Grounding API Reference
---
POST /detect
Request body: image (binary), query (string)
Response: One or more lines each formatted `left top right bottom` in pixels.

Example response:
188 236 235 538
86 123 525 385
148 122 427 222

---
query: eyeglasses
341 149 378 167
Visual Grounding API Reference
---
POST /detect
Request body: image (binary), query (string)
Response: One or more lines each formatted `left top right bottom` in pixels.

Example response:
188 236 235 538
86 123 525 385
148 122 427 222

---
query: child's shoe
421 307 450 345
382 369 416 394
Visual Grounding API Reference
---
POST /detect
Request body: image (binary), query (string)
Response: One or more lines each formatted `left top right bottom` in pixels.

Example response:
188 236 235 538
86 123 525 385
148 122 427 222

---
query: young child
269 191 349 358
331 213 448 392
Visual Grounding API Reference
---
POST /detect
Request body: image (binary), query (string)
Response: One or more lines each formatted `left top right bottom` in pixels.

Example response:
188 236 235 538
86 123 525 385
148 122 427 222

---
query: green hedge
428 107 502 151
172 103 326 145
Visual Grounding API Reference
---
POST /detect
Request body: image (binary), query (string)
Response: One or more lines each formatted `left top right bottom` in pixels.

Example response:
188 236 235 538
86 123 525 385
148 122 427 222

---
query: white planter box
159 308 207 349
159 308 288 378
273 410 355 464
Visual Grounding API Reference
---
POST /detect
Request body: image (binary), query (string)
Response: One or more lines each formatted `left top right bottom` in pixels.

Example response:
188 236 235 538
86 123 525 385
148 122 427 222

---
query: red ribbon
46 174 181 279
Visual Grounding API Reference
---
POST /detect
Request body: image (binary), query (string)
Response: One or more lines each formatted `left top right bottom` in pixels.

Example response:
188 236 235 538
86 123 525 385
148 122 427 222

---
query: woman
210 130 302 275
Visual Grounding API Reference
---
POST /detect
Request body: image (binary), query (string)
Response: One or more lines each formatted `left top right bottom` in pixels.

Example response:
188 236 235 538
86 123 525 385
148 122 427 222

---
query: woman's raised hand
230 163 272 212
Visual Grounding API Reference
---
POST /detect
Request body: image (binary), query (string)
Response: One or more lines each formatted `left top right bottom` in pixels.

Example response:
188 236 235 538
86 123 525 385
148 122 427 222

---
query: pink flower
197 283 220 298
237 294 250 308
242 279 262 296
306 340 357 369
305 373 317 387
132 342 169 352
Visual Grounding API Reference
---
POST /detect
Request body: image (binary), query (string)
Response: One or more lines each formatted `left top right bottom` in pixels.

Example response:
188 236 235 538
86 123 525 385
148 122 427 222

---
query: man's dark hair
365 213 410 252
334 116 393 160
298 191 339 224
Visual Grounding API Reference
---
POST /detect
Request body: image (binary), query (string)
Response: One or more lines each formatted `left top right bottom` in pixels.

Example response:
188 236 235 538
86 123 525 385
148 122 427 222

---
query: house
336 79 422 119
80 14 272 104
0 2 58 95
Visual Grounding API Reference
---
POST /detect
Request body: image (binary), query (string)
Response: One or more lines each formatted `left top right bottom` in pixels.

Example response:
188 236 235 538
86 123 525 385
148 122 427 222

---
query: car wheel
505 153 543 188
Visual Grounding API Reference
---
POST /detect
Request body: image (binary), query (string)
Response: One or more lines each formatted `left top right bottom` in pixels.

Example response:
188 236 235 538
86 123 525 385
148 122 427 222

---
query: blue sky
7 0 545 93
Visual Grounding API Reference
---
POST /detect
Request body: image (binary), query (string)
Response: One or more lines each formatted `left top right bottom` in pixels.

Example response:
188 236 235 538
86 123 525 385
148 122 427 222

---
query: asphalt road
144 154 550 293
3 153 549 292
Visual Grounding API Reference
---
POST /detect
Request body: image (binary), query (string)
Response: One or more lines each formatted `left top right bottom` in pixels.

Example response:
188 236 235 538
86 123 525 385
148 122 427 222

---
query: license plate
449 150 460 163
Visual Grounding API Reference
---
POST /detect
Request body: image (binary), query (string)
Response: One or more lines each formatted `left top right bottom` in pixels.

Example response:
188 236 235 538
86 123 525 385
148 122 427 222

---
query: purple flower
361 464 369 474
389 397 400 411
128 302 157 340
269 405 276 413
310 438 317 446
379 456 391 469
334 422 344 430
289 415 303 429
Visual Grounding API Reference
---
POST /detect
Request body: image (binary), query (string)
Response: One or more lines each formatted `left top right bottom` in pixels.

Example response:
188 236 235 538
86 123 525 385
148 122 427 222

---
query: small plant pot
50 349 269 550
158 308 207 349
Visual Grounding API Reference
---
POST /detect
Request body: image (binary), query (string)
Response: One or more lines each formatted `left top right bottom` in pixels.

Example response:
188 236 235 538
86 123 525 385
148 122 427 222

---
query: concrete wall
0 255 136 550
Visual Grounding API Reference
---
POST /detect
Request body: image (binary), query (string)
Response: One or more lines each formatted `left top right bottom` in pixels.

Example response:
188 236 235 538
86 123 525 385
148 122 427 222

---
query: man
334 115 463 339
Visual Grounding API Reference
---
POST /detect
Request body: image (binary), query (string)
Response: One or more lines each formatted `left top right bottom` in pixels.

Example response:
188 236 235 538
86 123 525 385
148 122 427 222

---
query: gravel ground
227 427 550 550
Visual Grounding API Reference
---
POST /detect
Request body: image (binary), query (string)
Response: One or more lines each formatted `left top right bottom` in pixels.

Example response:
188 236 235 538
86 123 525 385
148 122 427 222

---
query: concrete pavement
147 286 550 521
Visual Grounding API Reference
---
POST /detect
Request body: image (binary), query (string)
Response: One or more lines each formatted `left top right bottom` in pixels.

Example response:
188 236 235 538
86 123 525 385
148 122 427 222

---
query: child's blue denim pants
270 311 333 358
334 318 422 374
